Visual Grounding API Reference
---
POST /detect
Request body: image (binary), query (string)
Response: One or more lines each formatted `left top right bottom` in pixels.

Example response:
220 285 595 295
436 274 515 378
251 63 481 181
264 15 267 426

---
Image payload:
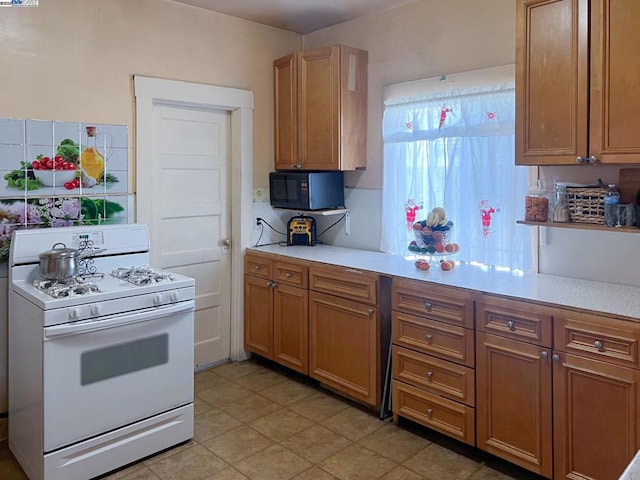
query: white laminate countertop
619 450 640 480
248 244 640 321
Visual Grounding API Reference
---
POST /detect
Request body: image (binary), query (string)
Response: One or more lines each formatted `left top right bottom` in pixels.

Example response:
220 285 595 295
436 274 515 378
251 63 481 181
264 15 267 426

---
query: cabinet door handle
540 351 548 359
552 354 560 361
575 156 585 164
425 334 433 343
368 308 375 315
426 408 433 417
426 371 433 379
506 320 516 331
587 155 598 164
594 340 604 350
424 302 433 312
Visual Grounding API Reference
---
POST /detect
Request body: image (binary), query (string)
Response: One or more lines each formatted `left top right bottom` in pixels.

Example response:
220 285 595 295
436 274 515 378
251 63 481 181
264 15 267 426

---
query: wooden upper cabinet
516 0 640 165
274 45 368 171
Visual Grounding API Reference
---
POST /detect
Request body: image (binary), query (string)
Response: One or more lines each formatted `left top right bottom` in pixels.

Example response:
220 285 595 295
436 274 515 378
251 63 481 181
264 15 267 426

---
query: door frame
134 75 253 362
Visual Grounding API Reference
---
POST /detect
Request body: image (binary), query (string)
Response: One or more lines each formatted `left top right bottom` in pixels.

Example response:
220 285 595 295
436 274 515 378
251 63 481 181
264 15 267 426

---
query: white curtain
381 82 532 272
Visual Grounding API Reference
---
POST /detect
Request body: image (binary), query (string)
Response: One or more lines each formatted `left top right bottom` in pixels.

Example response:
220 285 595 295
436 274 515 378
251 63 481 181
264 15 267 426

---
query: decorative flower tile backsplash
0 117 134 266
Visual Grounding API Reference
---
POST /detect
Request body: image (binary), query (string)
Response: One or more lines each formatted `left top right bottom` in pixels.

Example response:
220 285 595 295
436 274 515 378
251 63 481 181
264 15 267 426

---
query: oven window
81 334 169 385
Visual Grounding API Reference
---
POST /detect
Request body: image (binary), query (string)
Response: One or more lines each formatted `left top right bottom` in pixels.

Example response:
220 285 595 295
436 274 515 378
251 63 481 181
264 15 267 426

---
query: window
381 68 532 272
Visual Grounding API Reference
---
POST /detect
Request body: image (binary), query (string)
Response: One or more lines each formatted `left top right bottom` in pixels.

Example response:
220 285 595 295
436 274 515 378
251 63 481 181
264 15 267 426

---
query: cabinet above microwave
274 45 368 171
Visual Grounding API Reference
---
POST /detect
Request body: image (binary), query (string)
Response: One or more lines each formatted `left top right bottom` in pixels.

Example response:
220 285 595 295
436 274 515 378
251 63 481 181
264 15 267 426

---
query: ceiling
171 0 418 34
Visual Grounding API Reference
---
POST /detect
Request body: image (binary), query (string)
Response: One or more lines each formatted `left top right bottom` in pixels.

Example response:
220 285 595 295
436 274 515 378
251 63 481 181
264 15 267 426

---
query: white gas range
8 224 195 480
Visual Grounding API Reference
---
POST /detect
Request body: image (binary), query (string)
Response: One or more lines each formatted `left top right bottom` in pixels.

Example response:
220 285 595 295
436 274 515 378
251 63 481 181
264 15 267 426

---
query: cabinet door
243 275 273 359
274 53 298 170
298 46 340 170
476 332 553 478
589 0 640 163
309 291 378 406
273 284 308 374
553 352 640 480
516 0 589 165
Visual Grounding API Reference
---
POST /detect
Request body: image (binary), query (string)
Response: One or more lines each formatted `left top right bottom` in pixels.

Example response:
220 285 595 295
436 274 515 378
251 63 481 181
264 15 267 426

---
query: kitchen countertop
248 244 640 321
619 450 640 480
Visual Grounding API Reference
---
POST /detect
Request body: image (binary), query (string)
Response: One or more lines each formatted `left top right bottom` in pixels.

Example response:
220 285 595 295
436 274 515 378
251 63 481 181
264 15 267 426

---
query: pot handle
51 242 67 249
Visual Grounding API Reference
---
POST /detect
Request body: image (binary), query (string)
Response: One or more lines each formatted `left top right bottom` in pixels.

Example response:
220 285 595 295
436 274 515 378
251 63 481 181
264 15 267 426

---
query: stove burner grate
111 265 176 286
34 277 101 298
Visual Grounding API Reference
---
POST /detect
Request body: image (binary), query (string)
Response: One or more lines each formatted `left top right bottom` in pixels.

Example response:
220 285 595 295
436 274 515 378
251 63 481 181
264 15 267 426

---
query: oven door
42 301 194 452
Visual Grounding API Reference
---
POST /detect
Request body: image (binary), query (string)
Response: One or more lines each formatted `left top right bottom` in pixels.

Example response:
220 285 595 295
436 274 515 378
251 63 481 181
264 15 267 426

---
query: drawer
392 311 475 368
274 261 308 288
392 380 475 446
392 345 475 407
245 254 272 279
392 278 474 328
310 265 377 305
477 295 553 347
555 311 640 369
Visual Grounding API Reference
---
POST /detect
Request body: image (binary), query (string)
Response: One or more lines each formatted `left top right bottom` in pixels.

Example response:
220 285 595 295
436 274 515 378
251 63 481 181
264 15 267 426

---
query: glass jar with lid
524 179 551 222
552 183 570 222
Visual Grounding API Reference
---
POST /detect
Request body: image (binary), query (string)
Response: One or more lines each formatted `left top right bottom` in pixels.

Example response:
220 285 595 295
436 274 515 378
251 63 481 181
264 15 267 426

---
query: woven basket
565 187 605 224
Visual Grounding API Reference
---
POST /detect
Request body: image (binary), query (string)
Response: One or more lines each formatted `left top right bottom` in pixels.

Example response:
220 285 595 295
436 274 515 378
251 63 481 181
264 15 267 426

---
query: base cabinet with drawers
244 253 309 374
391 279 476 446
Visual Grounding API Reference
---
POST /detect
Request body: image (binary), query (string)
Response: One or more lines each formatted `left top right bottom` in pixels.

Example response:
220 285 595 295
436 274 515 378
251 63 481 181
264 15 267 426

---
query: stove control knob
90 304 101 316
170 291 179 302
153 294 163 305
69 308 81 320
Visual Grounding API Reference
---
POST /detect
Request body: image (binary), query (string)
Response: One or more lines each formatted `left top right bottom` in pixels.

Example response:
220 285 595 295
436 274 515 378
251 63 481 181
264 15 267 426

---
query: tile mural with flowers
0 117 133 266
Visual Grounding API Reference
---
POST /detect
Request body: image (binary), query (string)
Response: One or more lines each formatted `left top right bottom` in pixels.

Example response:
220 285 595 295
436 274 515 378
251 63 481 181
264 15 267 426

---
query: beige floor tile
402 443 482 480
380 465 425 480
146 444 227 480
358 422 431 463
234 444 312 480
197 380 254 408
103 463 148 479
281 424 352 464
194 396 215 416
288 391 351 422
319 444 397 480
260 378 317 406
218 392 281 422
233 368 289 392
144 441 197 465
212 361 265 380
249 408 315 442
292 466 338 479
320 407 386 441
201 425 273 464
194 408 243 443
205 466 250 479
194 370 223 393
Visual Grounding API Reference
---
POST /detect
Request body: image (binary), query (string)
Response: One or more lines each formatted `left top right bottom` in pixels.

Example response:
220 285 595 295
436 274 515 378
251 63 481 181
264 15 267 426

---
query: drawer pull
506 320 516 331
285 272 292 278
426 371 433 379
425 334 433 343
426 408 433 417
594 340 604 350
540 351 548 359
425 302 433 312
254 265 260 270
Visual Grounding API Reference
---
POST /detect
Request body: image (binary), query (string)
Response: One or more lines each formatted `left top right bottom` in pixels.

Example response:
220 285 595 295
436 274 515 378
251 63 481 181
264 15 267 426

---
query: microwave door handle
44 300 195 339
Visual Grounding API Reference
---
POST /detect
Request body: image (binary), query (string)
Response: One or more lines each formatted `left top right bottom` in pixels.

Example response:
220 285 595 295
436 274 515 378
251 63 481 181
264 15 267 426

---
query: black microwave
269 171 345 210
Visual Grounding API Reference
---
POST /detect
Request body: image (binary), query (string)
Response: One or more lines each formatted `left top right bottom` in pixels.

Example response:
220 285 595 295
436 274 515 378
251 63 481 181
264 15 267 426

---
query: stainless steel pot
38 243 82 280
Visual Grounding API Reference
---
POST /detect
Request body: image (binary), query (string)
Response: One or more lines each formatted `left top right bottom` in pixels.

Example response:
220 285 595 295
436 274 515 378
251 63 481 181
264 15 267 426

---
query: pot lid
39 243 80 259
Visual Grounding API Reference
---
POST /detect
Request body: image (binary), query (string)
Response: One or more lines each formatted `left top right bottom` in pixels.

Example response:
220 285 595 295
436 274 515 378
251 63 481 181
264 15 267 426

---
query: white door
148 103 231 368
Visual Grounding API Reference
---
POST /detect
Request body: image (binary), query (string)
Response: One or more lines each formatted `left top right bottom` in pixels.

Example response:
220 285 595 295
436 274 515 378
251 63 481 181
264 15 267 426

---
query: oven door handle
44 300 195 338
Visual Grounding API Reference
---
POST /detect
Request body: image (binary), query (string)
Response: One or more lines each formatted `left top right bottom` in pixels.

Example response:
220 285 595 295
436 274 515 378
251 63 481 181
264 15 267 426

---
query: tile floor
0 359 546 480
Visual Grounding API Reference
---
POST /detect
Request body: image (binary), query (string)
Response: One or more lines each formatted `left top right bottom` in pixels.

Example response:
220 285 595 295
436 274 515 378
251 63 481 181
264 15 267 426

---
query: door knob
223 239 231 247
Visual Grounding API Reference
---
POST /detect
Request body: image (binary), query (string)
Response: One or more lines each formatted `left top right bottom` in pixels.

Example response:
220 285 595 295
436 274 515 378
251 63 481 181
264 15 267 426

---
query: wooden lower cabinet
273 283 308 374
476 332 553 478
553 352 640 480
244 274 273 359
309 290 378 406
